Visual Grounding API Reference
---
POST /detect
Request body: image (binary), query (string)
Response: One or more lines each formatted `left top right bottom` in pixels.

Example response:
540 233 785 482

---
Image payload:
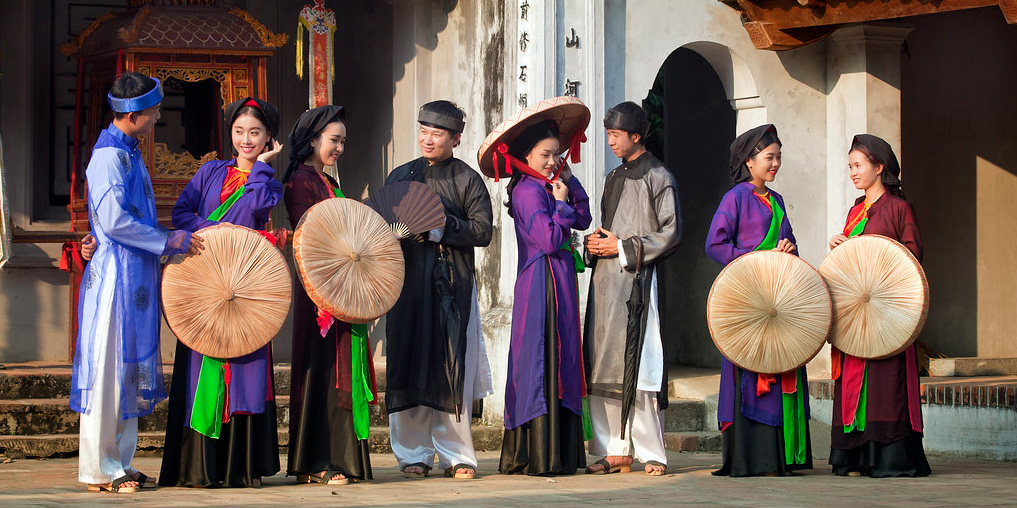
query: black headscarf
284 105 346 182
224 97 280 139
850 134 902 188
728 124 780 184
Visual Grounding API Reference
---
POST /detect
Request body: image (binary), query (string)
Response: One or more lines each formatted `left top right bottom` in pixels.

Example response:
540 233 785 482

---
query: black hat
729 124 780 184
851 134 901 187
603 101 649 137
285 105 346 181
224 97 280 138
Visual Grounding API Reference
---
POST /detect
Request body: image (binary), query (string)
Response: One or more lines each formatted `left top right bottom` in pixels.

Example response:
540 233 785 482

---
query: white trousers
77 275 139 484
588 391 667 465
389 282 491 471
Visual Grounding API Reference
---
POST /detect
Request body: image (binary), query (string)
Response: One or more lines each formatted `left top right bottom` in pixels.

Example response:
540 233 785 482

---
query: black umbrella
620 238 649 437
433 245 465 422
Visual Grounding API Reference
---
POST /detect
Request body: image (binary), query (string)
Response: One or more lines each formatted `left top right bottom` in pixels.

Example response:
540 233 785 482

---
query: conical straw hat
293 198 405 324
707 250 832 374
819 234 928 359
162 223 292 359
477 96 591 179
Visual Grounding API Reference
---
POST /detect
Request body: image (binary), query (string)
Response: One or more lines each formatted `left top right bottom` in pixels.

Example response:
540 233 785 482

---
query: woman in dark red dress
283 105 378 486
827 134 931 478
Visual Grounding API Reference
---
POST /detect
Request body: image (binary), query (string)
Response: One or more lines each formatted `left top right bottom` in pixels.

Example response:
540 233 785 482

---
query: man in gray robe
583 102 681 475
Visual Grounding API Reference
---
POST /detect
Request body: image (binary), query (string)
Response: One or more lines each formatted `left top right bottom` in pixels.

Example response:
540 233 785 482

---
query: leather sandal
586 458 631 474
87 475 139 494
297 470 349 486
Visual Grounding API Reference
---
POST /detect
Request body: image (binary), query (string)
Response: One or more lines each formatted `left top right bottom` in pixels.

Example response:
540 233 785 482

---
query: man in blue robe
70 72 199 493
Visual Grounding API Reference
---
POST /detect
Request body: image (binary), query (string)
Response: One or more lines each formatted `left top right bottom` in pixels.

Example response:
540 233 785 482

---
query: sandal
643 460 666 476
585 458 632 475
130 471 156 488
297 470 349 486
444 463 476 479
87 475 139 494
402 462 431 478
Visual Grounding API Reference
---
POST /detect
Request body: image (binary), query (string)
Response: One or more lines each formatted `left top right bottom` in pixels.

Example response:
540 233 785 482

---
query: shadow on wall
901 7 1017 359
0 243 68 363
645 47 737 369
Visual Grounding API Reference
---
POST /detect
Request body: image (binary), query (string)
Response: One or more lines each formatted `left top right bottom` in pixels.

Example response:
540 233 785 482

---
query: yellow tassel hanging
296 20 305 80
327 25 335 81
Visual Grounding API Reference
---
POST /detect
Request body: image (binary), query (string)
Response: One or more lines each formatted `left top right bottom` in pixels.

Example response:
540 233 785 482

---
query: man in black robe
583 102 681 475
385 101 494 479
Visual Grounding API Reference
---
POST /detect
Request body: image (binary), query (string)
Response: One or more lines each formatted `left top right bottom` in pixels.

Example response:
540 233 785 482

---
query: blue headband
107 77 163 113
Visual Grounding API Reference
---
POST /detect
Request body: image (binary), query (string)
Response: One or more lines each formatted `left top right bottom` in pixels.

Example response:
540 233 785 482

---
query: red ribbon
491 128 586 183
756 371 798 396
59 242 84 273
221 361 232 423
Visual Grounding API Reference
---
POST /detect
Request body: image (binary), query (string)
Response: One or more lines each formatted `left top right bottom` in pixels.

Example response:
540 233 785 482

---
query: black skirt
159 341 281 488
712 368 813 477
286 319 372 481
829 432 931 477
499 266 586 476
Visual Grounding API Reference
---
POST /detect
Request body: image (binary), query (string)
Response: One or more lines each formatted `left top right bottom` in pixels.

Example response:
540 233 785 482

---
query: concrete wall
902 7 1017 359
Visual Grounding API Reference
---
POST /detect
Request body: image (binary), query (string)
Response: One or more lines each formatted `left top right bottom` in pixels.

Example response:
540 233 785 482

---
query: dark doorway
644 47 736 368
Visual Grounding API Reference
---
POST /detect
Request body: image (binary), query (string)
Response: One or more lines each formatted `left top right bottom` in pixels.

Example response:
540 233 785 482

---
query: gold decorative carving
60 12 116 57
152 183 176 198
153 143 218 179
153 67 232 104
118 6 152 44
228 8 289 48
153 67 228 83
233 68 248 83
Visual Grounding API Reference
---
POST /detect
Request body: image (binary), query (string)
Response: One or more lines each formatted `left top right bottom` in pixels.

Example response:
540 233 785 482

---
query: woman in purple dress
283 105 378 486
498 119 592 475
705 124 812 477
160 97 284 487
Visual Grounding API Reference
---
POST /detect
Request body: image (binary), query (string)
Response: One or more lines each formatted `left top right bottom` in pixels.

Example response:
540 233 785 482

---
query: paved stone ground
0 451 1014 508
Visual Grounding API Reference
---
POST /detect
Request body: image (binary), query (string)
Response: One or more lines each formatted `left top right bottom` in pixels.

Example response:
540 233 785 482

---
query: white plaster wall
621 0 829 268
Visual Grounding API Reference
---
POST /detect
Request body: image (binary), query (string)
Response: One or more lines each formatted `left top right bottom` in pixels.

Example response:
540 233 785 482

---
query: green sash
843 218 869 433
753 194 784 252
555 240 591 439
751 195 807 463
560 239 585 273
351 323 373 440
188 183 248 438
207 185 246 222
781 370 808 465
190 356 227 438
329 185 374 440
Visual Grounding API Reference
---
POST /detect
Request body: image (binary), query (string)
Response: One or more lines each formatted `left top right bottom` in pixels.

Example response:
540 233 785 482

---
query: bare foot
644 463 666 475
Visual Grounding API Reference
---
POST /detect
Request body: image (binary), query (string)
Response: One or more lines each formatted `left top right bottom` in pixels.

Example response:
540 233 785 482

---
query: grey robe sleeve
619 170 681 271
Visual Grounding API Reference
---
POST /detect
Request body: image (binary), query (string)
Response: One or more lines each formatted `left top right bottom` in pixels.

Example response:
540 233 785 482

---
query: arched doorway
644 46 737 368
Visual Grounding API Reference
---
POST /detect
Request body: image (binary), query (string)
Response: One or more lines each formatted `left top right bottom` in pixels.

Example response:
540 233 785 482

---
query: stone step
0 424 504 459
0 363 297 399
664 398 705 432
0 393 390 435
663 431 722 453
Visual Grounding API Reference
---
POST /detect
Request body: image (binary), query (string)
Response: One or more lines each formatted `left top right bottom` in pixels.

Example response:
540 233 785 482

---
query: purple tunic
171 158 283 420
505 175 592 430
705 182 809 427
